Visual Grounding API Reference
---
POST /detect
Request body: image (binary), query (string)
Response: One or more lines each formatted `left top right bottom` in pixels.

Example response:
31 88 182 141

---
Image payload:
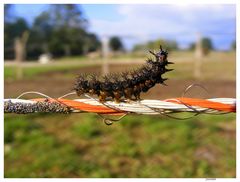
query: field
4 51 236 178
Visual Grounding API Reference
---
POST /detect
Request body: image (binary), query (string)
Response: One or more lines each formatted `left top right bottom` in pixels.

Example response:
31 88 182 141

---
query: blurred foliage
4 4 101 60
189 37 213 55
231 40 236 50
201 37 213 50
133 39 178 52
109 36 124 51
4 113 235 178
4 9 29 60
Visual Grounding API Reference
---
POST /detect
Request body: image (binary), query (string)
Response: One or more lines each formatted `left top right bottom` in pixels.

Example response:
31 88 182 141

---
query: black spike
162 78 168 82
166 61 174 64
159 78 168 86
160 45 163 51
165 69 174 72
149 50 156 56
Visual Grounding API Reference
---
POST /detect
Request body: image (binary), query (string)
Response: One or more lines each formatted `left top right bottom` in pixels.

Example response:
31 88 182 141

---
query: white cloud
88 4 236 50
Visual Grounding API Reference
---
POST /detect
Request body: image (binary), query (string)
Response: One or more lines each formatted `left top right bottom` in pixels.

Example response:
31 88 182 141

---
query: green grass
4 51 236 81
4 64 87 81
167 51 236 81
4 113 236 178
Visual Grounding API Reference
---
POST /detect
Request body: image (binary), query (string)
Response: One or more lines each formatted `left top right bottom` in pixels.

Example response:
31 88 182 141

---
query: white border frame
1 0 238 181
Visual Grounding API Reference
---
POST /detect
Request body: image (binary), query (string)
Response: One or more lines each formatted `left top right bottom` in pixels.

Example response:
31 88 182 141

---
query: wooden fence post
101 36 110 75
194 32 203 79
14 31 29 80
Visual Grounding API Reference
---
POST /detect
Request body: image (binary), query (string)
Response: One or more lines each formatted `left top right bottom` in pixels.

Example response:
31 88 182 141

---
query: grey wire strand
182 83 210 98
58 92 76 99
16 91 54 100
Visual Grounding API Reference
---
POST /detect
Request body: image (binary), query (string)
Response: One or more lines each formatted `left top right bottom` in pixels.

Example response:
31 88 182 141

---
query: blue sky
10 4 236 50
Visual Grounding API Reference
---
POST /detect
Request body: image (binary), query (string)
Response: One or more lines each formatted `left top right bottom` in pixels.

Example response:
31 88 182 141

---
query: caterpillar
74 45 173 102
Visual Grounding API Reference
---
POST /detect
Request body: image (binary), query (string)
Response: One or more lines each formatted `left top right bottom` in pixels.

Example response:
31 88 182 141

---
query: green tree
29 4 100 58
201 37 213 54
4 4 101 60
4 15 29 60
109 36 124 51
48 4 88 56
231 40 236 50
188 42 195 51
27 12 52 58
188 37 213 55
133 39 178 52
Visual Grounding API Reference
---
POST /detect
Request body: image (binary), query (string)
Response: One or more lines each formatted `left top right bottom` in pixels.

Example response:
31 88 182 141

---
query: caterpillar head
149 45 168 62
157 45 168 62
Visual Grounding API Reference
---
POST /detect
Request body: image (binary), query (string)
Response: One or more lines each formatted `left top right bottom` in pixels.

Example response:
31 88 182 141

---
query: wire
4 97 236 115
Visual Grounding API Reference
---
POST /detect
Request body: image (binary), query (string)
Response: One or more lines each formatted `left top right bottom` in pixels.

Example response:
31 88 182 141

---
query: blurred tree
48 4 88 56
4 15 29 60
109 36 124 51
50 4 87 29
133 39 178 52
5 18 29 39
28 4 100 58
4 4 101 60
188 37 213 55
82 33 101 54
201 37 213 55
28 12 52 58
4 5 30 60
231 40 236 50
188 42 195 50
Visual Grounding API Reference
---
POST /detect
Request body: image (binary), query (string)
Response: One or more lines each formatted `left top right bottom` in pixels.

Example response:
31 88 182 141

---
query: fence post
101 36 110 75
14 31 29 80
194 32 203 79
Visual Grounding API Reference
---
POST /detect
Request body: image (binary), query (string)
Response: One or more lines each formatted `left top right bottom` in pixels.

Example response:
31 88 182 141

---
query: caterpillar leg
99 91 107 102
89 89 95 95
133 85 141 100
113 91 122 103
134 94 141 100
76 91 82 97
123 88 132 100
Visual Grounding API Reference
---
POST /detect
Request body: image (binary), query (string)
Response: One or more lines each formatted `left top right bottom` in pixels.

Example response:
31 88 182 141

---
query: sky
10 4 236 50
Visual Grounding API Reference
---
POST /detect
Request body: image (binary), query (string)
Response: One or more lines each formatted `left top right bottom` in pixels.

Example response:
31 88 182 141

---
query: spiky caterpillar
74 46 173 102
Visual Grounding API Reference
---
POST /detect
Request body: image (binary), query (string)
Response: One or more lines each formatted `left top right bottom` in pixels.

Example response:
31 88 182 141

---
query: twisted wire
4 97 236 115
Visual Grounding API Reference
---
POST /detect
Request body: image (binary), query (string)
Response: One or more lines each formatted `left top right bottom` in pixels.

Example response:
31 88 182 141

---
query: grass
167 51 236 81
4 64 87 81
4 51 236 81
4 113 236 178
